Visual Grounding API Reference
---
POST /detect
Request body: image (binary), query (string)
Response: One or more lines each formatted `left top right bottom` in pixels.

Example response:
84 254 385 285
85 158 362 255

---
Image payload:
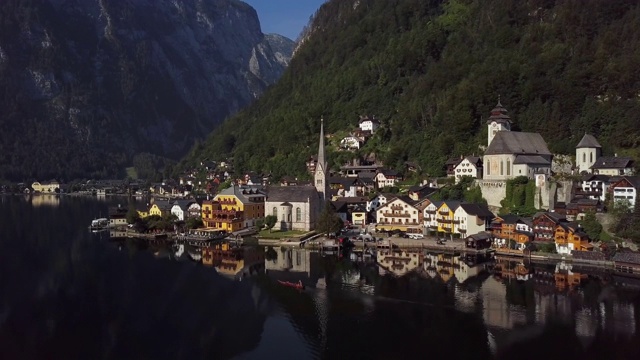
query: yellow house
203 185 265 232
32 181 60 193
436 201 459 234
351 206 367 226
149 200 172 217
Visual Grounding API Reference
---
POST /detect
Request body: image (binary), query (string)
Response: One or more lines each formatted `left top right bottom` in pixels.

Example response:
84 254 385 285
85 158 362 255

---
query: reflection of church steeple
314 117 329 202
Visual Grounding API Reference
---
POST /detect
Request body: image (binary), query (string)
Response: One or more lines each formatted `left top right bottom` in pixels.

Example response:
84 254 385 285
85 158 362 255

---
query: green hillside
185 0 640 179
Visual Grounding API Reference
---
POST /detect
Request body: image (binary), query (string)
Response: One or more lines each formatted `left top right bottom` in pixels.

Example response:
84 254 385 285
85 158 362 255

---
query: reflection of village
116 238 639 347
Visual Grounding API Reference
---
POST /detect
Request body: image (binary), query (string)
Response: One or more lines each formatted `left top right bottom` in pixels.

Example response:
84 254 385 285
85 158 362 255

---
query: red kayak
278 280 304 290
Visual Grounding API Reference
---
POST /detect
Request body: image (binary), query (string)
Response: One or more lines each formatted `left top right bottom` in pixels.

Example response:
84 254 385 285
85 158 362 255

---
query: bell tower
314 117 329 202
487 97 512 146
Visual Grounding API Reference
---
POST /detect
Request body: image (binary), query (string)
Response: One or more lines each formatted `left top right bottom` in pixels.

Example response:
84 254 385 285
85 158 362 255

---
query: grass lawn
125 167 138 179
258 229 307 239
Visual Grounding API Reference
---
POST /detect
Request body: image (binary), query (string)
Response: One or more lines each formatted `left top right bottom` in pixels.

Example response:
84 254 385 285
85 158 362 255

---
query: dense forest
184 0 640 180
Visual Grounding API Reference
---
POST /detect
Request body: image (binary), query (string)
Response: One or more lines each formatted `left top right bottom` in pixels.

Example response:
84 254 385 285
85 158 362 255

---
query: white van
409 234 424 239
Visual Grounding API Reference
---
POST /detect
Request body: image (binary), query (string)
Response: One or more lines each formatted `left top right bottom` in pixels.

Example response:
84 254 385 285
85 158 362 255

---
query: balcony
218 199 237 205
439 210 450 215
383 212 411 218
437 218 460 224
425 210 436 215
390 205 404 211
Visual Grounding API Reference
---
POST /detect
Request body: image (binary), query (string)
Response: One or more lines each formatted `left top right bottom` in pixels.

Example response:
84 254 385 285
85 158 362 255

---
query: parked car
409 234 424 239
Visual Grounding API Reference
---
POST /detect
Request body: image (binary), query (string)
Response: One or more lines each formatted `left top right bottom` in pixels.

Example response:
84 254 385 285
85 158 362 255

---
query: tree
580 210 602 241
185 217 203 229
126 207 140 224
317 201 344 236
265 215 277 232
255 218 265 231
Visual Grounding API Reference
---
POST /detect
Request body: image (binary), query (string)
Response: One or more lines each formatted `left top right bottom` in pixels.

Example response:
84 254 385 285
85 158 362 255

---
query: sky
243 0 327 40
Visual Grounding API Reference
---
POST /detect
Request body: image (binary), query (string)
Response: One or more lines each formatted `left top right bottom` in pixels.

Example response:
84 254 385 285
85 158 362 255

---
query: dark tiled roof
581 174 610 182
534 211 567 223
513 155 551 165
465 156 482 165
445 157 463 166
329 177 357 188
466 232 493 241
591 157 634 170
408 185 438 198
485 132 551 156
612 251 640 265
266 186 317 203
458 203 494 218
379 169 401 177
576 134 602 149
612 176 640 189
498 214 521 224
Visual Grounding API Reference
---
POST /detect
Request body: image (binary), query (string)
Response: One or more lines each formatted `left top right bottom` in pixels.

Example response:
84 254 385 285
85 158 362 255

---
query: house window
296 207 301 221
506 159 511 176
272 207 277 216
589 153 593 163
583 153 586 163
500 161 504 176
487 160 490 175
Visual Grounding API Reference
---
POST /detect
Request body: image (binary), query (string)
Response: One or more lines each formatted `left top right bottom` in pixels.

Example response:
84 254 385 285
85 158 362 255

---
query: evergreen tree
580 211 602 241
317 201 344 236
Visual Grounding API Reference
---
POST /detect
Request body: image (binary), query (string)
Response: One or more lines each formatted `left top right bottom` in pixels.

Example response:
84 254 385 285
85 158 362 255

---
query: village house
351 205 367 226
376 196 422 234
31 180 60 193
355 173 376 194
591 156 635 176
170 200 195 222
367 193 395 215
108 205 128 226
453 156 483 183
358 115 380 133
201 200 243 232
483 101 552 181
609 176 640 208
340 135 362 150
375 169 402 189
554 222 592 255
465 232 493 250
453 203 494 238
329 177 358 198
612 251 640 274
136 202 150 218
149 199 173 217
532 212 567 243
422 200 441 234
212 185 266 229
407 184 438 201
554 199 602 221
187 201 202 219
575 174 610 202
490 215 532 249
445 157 463 177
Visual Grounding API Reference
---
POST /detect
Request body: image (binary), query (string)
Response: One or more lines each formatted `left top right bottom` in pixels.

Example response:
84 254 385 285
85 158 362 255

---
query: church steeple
487 97 512 146
314 117 328 202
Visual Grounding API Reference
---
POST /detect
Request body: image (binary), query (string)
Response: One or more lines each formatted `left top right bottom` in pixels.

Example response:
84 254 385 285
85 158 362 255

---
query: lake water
1 195 639 359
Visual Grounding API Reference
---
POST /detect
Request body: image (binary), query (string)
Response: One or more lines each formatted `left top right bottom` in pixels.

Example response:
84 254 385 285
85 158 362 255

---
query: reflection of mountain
0 197 271 359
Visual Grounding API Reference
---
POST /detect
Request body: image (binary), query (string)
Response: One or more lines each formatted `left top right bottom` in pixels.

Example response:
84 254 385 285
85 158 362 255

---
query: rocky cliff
0 0 293 180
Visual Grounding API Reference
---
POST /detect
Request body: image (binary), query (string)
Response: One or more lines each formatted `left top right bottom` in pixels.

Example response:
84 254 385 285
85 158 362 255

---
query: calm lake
1 195 639 360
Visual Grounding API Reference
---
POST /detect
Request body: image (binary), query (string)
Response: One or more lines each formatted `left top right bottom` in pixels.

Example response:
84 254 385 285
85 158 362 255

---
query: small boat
89 218 109 230
277 280 305 290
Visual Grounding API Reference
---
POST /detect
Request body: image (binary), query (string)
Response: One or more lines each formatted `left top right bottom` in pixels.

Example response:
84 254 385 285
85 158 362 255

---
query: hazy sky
243 0 326 40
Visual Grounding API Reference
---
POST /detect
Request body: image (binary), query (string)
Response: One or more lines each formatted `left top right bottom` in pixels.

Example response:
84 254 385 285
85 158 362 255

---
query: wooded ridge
185 0 640 179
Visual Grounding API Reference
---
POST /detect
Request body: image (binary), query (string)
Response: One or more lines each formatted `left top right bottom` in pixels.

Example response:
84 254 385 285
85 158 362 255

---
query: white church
482 100 552 181
264 119 329 231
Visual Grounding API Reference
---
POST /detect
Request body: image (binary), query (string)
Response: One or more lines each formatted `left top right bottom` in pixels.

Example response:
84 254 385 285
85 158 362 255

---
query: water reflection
2 196 640 359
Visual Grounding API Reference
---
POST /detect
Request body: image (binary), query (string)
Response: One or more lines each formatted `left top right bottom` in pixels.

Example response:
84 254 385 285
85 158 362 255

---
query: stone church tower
487 98 512 146
314 118 329 203
575 133 602 174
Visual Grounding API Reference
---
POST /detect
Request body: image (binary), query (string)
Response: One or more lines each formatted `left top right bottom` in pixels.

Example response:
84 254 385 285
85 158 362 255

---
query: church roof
485 100 512 125
266 186 317 203
513 155 551 165
484 131 551 156
576 133 602 149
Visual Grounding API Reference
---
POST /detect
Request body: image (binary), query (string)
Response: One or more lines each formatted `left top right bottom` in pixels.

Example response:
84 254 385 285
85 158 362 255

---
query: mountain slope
0 0 293 181
186 0 640 179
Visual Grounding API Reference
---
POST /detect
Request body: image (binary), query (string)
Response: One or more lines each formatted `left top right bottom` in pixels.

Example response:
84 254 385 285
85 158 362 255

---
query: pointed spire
497 94 502 108
317 116 326 170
